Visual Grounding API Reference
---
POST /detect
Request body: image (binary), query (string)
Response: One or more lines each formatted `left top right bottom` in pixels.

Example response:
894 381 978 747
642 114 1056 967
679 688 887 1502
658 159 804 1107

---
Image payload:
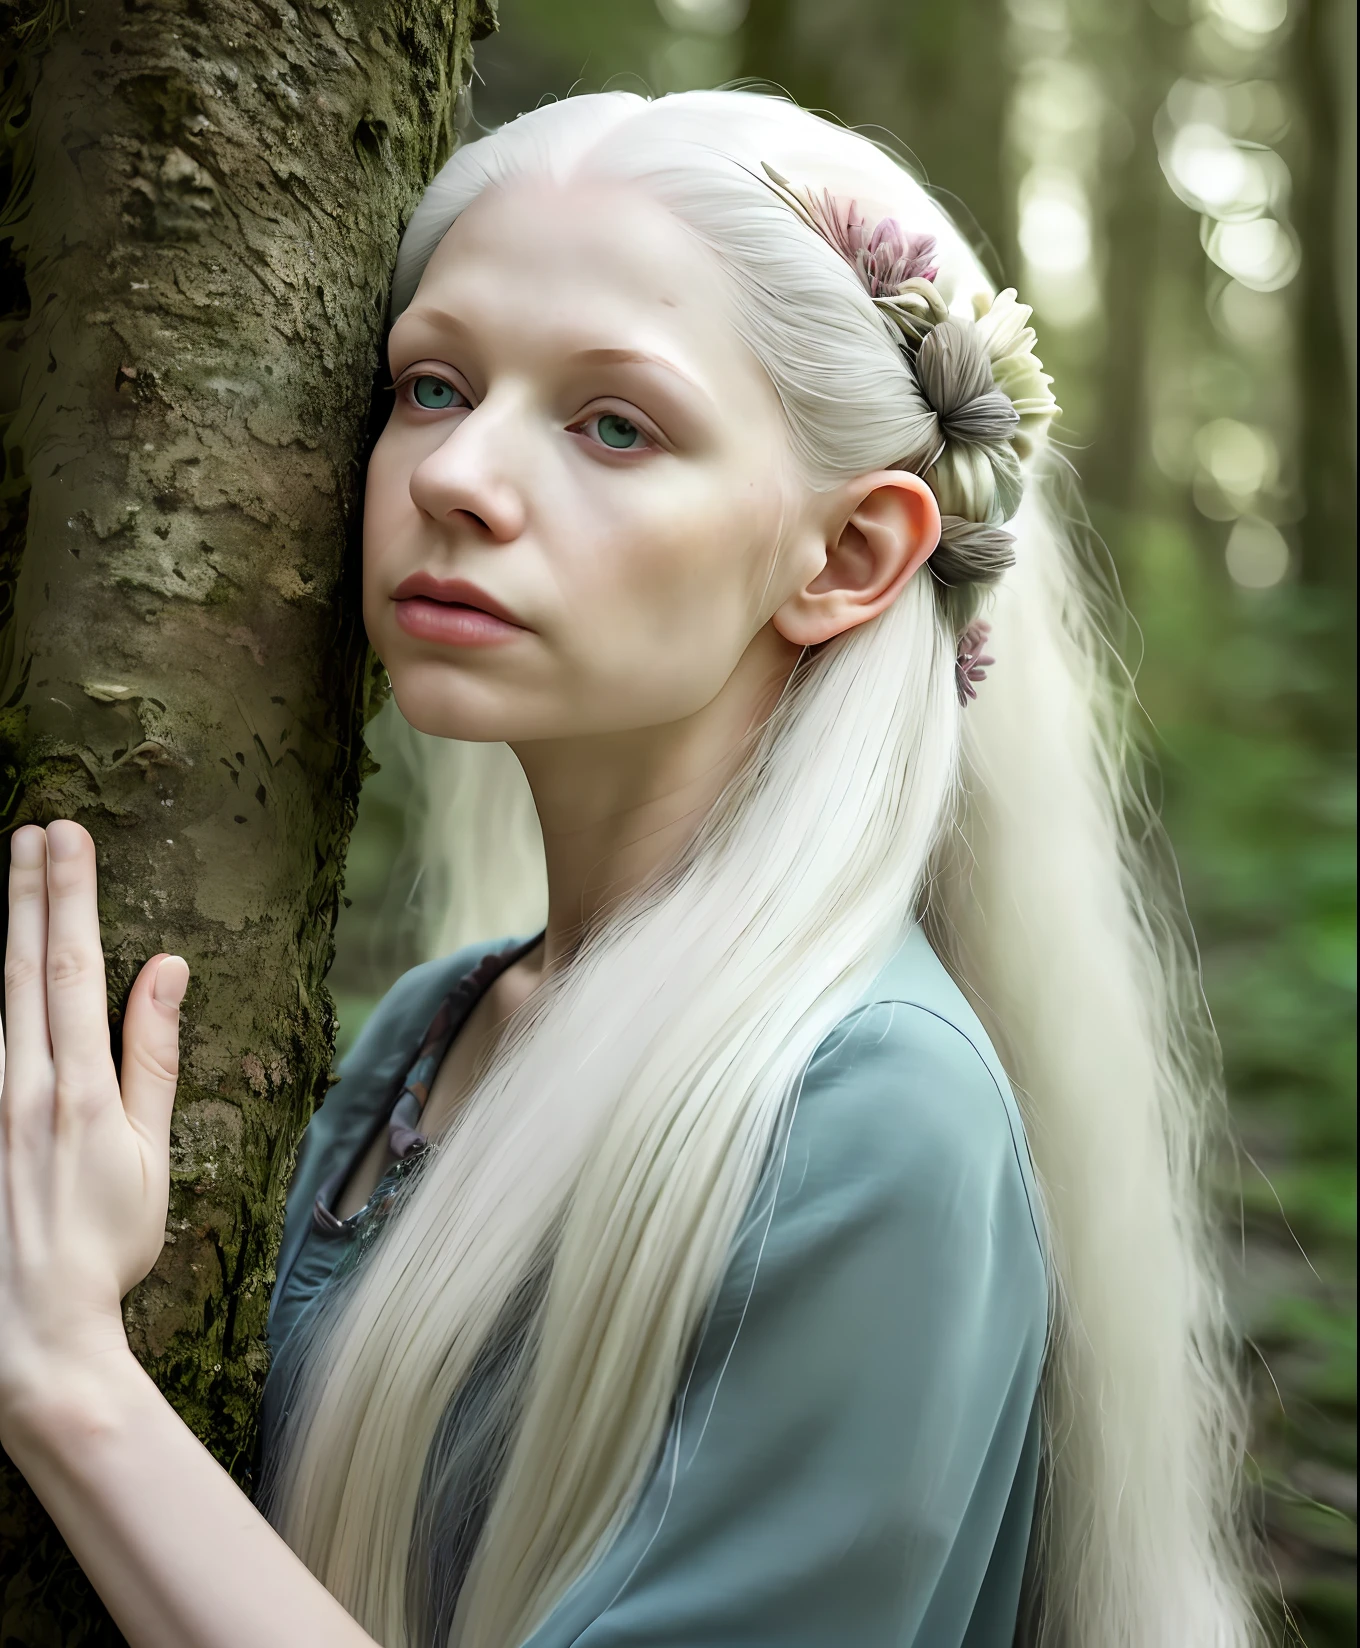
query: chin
391 696 508 744
384 671 531 744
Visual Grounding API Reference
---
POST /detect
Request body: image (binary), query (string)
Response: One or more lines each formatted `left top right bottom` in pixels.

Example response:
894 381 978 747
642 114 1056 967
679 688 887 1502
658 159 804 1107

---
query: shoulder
722 942 1048 1311
327 930 538 1098
799 996 1012 1180
335 941 495 1079
274 937 523 1283
785 932 1044 1256
692 933 1049 1400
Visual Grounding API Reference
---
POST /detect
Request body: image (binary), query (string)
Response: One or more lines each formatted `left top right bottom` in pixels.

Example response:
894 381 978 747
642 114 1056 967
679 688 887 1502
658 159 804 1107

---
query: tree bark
0 1 492 1640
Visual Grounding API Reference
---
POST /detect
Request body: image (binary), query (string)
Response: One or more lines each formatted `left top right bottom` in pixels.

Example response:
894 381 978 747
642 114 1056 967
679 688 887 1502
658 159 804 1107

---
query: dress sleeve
523 1000 1049 1648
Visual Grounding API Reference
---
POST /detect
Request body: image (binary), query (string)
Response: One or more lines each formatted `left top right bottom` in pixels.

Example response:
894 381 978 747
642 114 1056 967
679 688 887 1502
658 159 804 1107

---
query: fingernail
154 955 190 1009
10 827 45 868
46 820 85 861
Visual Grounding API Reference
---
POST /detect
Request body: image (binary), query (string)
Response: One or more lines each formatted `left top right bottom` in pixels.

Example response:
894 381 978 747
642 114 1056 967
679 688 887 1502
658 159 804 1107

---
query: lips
391 572 525 626
391 572 528 649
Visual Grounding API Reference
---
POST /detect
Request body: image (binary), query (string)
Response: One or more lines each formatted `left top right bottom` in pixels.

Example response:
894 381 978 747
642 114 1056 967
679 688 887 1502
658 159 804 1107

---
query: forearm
1 1348 376 1648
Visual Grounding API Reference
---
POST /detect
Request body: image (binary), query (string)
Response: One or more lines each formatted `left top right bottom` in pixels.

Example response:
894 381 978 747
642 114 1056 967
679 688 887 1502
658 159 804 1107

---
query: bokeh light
655 0 748 33
1203 0 1289 40
1202 214 1301 289
1224 514 1291 586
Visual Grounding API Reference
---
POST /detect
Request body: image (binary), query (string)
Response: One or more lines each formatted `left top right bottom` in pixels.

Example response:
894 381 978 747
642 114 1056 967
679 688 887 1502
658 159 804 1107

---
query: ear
773 471 941 648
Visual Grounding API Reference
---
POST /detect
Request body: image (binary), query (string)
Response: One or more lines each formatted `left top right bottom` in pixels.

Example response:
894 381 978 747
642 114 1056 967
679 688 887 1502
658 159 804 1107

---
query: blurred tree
1290 0 1356 623
1077 5 1177 518
740 0 1014 279
0 0 492 1641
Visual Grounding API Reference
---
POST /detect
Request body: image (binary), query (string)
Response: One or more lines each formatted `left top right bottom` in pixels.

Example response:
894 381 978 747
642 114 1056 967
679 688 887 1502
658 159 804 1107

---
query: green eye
411 375 460 410
596 414 642 449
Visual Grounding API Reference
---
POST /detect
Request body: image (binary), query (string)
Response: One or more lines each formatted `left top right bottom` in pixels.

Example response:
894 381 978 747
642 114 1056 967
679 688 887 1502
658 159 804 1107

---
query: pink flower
955 621 995 706
803 189 939 296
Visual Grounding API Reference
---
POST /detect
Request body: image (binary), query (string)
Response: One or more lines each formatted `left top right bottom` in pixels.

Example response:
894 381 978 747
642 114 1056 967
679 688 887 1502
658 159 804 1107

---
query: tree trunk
1292 0 1356 681
0 1 492 1640
1078 4 1170 524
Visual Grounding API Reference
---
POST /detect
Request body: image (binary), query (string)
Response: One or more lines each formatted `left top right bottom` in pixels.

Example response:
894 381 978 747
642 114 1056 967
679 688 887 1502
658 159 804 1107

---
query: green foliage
1126 520 1356 1642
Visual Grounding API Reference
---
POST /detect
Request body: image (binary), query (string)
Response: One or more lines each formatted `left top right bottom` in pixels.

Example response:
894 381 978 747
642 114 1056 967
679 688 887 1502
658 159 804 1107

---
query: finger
120 953 188 1144
4 826 54 1101
43 820 117 1095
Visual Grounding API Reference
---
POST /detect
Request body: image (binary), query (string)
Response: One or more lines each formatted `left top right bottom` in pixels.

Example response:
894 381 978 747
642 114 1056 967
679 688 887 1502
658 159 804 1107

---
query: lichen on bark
0 1 493 1639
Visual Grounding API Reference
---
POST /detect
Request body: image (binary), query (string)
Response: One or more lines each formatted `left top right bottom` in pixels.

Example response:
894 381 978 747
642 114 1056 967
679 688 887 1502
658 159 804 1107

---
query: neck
511 629 799 979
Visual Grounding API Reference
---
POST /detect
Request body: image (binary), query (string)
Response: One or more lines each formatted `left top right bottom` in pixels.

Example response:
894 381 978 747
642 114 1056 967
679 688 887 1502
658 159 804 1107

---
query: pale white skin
0 178 938 1646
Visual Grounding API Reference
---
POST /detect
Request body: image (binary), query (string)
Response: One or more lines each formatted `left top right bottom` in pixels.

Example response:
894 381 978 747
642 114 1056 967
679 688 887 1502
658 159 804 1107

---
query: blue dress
265 926 1049 1646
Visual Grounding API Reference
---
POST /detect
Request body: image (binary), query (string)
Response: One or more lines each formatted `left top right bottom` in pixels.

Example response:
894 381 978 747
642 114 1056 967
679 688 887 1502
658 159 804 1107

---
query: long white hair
265 91 1260 1648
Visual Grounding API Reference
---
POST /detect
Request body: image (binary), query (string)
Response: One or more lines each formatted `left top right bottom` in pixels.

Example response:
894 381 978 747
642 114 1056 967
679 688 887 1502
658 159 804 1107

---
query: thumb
120 953 189 1141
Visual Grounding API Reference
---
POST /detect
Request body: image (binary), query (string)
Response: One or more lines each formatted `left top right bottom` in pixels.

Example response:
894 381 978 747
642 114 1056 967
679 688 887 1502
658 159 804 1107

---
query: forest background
328 1 1357 1644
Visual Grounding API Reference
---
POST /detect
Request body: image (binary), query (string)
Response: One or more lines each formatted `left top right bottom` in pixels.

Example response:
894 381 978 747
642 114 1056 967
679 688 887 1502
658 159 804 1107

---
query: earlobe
773 470 941 648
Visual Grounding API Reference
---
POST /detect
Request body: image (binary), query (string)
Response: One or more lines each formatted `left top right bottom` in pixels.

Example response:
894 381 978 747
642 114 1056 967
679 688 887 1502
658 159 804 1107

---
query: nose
407 402 528 543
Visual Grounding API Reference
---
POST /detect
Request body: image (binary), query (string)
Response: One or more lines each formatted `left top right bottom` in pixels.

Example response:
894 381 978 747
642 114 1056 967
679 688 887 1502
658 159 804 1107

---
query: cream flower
876 275 951 351
971 287 1060 459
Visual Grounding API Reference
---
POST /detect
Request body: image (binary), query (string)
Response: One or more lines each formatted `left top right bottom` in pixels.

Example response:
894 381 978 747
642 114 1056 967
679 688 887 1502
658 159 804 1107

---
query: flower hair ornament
954 621 996 707
759 164 1061 703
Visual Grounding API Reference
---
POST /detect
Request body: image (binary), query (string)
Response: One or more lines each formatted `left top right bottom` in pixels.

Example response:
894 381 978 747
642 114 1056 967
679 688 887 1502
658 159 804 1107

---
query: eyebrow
567 346 706 397
395 312 708 399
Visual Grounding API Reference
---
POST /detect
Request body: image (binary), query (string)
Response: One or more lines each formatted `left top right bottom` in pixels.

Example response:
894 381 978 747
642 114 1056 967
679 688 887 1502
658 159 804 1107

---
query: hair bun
930 515 1017 589
914 320 1020 448
926 427 1024 526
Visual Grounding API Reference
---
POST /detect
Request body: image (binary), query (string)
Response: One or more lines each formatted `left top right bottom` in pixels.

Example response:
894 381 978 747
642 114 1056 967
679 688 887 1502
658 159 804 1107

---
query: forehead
405 176 744 367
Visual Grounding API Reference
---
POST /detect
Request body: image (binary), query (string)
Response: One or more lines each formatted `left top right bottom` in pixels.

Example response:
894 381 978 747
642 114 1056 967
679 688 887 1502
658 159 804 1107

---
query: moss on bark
0 2 493 1639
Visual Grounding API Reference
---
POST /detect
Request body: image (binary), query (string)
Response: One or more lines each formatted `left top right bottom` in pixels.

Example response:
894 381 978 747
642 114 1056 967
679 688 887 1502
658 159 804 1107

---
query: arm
1 1351 377 1648
0 822 376 1648
525 999 1048 1648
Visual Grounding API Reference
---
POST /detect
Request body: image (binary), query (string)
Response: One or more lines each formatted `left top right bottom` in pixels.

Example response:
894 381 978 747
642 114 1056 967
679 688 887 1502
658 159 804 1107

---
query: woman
0 90 1259 1647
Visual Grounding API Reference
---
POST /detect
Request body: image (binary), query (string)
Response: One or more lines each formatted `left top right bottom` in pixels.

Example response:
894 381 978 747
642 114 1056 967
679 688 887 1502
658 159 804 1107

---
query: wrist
0 1334 143 1461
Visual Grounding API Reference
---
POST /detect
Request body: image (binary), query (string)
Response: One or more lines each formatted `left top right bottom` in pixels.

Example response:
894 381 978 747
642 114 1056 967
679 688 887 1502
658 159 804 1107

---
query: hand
0 820 188 1418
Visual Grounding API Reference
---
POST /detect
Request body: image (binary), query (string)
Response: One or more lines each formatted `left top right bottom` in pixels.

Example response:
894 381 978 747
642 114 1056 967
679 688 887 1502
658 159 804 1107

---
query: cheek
362 434 413 564
555 473 781 713
625 470 783 630
361 435 419 633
